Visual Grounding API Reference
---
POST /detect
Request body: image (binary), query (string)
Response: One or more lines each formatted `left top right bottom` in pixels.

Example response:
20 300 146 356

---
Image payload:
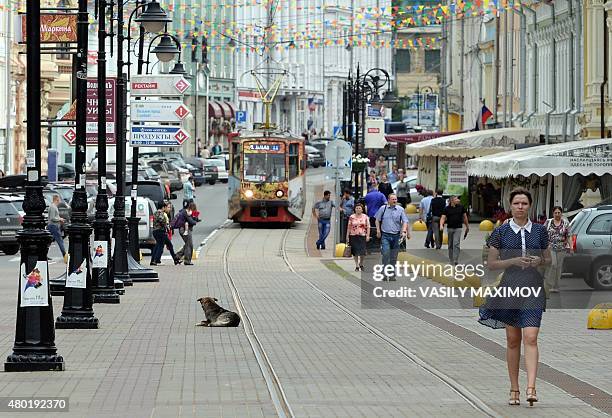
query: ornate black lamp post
55 0 99 329
5 1 64 371
124 0 171 281
342 66 399 196
415 85 434 128
91 0 121 304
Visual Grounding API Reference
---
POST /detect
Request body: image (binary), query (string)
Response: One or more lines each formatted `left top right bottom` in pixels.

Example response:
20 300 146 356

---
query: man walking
439 195 469 265
312 190 335 250
47 194 66 261
339 189 355 243
419 189 434 248
364 185 387 249
430 189 446 249
175 202 199 265
212 141 222 155
375 193 410 280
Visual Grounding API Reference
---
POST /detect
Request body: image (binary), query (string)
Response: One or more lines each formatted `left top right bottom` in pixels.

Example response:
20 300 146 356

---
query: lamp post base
128 253 159 281
55 315 99 329
5 353 64 372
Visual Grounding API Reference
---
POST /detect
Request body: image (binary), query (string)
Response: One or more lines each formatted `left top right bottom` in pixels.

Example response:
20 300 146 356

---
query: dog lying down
196 297 241 327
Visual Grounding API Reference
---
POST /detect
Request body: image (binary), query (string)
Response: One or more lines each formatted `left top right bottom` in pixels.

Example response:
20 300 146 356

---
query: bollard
479 220 494 231
587 303 612 329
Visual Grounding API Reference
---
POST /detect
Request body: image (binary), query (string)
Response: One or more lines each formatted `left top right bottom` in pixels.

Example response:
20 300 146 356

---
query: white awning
405 127 540 158
465 138 612 179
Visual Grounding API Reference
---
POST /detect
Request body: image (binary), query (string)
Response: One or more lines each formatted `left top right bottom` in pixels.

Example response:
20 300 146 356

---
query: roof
405 127 541 158
465 138 612 179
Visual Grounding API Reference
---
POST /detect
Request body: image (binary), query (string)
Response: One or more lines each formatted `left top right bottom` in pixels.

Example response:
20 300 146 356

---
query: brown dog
196 297 241 327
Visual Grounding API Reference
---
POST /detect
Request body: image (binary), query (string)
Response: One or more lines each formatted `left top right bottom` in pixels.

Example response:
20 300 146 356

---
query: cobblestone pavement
0 171 609 417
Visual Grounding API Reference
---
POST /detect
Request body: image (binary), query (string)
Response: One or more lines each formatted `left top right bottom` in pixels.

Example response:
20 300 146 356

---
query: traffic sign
130 126 191 147
332 126 342 138
325 139 352 169
63 128 76 145
130 100 191 122
130 74 191 96
236 110 247 123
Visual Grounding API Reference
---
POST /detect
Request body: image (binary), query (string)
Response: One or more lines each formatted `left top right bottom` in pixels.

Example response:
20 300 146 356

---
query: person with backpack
173 202 200 265
419 189 434 248
150 201 182 266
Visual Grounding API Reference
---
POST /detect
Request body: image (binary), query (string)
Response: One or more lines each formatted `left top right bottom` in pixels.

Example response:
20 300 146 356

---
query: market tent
466 138 612 217
405 127 540 158
465 138 612 178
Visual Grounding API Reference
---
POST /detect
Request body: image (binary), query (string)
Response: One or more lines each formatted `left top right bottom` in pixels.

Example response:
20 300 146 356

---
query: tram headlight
276 190 284 198
244 189 254 198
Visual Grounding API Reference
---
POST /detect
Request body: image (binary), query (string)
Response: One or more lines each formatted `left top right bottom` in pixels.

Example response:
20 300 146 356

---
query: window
424 50 441 73
289 143 299 178
586 214 612 235
231 143 240 175
243 153 286 183
396 49 411 73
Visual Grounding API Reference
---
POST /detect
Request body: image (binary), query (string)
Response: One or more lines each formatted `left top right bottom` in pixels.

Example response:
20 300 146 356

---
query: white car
204 159 228 183
109 196 157 249
391 175 422 204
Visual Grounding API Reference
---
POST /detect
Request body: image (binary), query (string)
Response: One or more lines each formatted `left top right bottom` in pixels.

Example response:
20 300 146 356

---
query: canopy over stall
466 139 612 217
406 127 541 158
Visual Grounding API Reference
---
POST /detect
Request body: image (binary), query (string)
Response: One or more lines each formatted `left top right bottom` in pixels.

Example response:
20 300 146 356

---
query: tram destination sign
130 126 190 147
130 75 191 96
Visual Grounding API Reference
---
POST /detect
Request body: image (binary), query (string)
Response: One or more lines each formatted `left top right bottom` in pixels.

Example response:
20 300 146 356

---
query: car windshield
569 210 588 232
11 200 23 212
0 201 18 216
243 154 286 182
55 188 73 202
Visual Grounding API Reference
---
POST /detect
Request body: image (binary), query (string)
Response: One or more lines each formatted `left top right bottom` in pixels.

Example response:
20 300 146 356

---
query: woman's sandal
526 387 538 406
508 389 520 406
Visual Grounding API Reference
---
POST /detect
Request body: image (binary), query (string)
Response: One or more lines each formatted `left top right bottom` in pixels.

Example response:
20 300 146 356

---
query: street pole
56 0 98 329
416 85 420 127
195 63 199 157
112 0 132 287
92 0 120 304
5 0 64 372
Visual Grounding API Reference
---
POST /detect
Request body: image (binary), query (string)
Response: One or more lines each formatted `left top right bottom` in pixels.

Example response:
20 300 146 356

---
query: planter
352 162 367 173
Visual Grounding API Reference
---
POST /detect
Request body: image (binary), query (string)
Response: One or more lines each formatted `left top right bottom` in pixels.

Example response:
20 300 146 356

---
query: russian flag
475 104 493 130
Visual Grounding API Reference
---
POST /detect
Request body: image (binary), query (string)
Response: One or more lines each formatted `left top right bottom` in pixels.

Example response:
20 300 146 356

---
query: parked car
391 175 422 204
185 157 219 185
140 151 185 163
47 183 74 204
0 199 21 255
204 159 228 183
125 180 174 210
563 206 612 290
210 153 230 171
0 193 25 217
169 158 205 186
57 164 76 180
144 159 183 191
305 145 325 168
109 196 157 249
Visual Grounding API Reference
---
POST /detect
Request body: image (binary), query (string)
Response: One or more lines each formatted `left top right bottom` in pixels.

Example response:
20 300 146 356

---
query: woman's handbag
343 244 352 258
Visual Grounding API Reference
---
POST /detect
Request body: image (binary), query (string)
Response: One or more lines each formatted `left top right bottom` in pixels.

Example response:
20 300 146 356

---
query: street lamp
342 66 397 197
124 0 171 281
5 0 64 372
151 33 180 63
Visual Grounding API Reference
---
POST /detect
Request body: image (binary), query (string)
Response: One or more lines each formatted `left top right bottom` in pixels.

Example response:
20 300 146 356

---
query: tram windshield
243 153 286 182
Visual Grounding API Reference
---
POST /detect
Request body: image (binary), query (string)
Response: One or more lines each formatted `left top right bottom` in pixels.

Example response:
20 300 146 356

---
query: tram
227 131 307 225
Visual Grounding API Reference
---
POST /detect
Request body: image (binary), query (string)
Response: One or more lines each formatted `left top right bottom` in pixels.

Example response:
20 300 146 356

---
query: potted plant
352 154 369 173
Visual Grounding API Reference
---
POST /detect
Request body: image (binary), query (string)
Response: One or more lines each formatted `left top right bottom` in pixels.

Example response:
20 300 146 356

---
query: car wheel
208 180 216 185
221 179 228 183
2 244 20 255
313 164 319 168
591 259 612 290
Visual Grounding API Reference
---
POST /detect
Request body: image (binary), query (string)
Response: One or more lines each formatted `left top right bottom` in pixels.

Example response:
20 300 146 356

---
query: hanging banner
20 262 49 307
21 14 78 43
86 78 116 145
92 241 108 268
66 259 87 289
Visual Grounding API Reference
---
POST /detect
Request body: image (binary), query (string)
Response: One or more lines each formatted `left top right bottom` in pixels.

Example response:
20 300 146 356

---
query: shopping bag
343 245 352 258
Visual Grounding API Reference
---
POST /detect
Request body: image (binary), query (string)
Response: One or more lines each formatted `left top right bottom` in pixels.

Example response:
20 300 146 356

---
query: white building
235 0 393 138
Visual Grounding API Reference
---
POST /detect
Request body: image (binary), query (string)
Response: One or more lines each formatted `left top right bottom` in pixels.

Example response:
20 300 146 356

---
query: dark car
140 151 185 163
185 157 219 185
0 199 21 255
305 145 325 168
144 160 183 191
169 158 205 186
125 180 171 209
57 164 75 180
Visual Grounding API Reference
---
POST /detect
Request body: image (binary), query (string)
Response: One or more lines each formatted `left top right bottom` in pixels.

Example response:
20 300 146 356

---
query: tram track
219 224 501 418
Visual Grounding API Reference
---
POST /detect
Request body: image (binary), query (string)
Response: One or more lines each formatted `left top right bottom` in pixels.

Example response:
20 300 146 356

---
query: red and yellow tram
227 132 306 225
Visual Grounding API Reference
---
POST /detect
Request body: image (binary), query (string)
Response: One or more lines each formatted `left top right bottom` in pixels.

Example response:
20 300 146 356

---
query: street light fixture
169 60 188 75
134 0 171 33
151 34 180 62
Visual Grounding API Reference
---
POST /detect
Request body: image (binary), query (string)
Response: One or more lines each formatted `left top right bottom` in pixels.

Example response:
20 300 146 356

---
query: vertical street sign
86 77 116 144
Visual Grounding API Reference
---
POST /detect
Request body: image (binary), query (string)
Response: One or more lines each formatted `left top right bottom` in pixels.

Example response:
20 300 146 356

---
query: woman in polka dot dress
479 187 551 407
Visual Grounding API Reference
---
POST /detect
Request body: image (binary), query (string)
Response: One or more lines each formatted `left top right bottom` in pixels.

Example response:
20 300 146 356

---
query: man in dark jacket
175 202 199 265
